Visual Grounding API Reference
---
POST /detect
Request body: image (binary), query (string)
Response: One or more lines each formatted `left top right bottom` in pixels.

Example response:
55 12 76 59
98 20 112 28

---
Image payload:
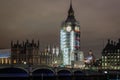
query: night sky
0 0 120 58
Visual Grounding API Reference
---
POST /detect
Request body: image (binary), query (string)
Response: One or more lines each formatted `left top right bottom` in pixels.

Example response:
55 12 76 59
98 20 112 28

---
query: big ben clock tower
60 0 81 66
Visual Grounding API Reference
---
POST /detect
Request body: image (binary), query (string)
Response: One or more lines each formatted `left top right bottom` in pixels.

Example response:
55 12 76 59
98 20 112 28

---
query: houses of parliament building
10 40 62 66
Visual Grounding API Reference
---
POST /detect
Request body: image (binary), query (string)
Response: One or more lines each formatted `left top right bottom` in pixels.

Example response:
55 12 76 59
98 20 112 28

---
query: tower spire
70 0 72 6
66 0 76 22
69 0 74 16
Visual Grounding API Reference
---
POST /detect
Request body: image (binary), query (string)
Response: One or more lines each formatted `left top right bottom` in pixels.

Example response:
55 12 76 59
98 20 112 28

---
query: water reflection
0 75 120 80
0 68 119 80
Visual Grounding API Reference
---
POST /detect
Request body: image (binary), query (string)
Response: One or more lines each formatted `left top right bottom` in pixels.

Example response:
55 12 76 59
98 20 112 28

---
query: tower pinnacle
68 0 74 16
66 0 76 22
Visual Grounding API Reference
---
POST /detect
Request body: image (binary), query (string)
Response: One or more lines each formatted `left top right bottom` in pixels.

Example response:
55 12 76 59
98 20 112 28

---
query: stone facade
102 39 120 70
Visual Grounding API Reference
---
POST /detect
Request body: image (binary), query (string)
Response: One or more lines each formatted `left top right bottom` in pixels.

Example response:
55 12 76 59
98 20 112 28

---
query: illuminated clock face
75 26 80 31
66 26 71 32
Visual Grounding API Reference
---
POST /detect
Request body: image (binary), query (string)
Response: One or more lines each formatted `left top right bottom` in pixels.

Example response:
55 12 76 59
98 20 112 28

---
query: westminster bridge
0 64 120 80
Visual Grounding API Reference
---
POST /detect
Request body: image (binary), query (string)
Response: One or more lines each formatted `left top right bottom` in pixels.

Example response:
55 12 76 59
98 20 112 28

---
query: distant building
94 59 102 68
0 49 11 64
79 51 84 61
73 51 85 68
85 50 96 67
10 40 60 66
43 45 62 67
102 39 120 70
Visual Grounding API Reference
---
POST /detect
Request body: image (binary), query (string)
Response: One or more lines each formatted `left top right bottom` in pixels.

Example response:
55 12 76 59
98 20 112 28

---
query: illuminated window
118 67 120 69
102 63 104 66
2 58 4 64
102 56 104 58
118 49 120 52
114 67 117 70
105 63 107 66
75 26 80 32
56 47 59 56
13 60 16 64
105 56 107 58
5 58 8 64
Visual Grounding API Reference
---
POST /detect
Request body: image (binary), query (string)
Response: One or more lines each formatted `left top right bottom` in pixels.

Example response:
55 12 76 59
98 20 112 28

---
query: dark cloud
0 0 120 58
